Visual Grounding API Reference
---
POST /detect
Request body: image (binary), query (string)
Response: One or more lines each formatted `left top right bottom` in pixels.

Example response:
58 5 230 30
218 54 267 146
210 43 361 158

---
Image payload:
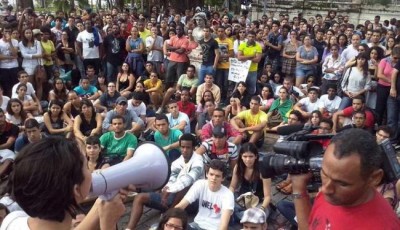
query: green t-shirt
154 129 183 155
100 131 138 157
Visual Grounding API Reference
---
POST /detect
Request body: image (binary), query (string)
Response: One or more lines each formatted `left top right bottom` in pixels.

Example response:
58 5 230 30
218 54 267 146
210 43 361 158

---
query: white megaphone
90 142 171 200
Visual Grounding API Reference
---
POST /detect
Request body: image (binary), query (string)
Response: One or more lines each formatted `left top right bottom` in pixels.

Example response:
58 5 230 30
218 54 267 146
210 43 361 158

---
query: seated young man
175 159 234 230
200 108 243 145
125 134 204 229
338 110 371 133
154 114 183 162
196 125 238 172
318 84 342 119
73 77 100 100
102 96 144 135
0 108 18 179
14 118 45 154
166 100 191 134
332 95 374 133
128 91 155 132
93 81 121 115
100 115 138 165
293 87 321 119
230 96 268 146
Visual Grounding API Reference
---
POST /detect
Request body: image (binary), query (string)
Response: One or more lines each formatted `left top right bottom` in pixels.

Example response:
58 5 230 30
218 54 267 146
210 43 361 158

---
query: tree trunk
17 0 34 10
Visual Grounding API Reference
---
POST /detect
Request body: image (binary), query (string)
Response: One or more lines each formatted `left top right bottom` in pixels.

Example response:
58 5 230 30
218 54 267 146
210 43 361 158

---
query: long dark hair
354 52 370 77
200 90 215 107
79 98 96 119
52 78 68 103
6 98 27 122
157 208 188 230
236 143 260 183
21 28 35 47
48 99 65 118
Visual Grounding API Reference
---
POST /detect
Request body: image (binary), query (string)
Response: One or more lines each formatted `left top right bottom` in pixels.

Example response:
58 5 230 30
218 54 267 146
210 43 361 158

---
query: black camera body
260 129 400 187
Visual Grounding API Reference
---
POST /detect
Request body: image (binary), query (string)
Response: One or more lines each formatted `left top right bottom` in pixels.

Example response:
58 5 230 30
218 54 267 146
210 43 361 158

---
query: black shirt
0 122 19 150
199 38 219 66
394 61 400 94
103 34 126 66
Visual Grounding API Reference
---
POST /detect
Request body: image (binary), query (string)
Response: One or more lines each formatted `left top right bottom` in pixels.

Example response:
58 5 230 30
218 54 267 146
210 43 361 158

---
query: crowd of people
0 3 399 229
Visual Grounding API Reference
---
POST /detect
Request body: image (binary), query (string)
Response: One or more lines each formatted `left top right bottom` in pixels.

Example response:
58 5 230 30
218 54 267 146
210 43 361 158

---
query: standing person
146 26 164 75
175 159 234 230
321 44 345 94
282 30 301 78
125 26 144 78
198 26 220 85
215 26 234 103
165 25 189 89
237 31 262 95
264 21 283 72
295 35 319 87
76 20 103 74
341 33 361 63
103 24 125 83
0 25 19 97
388 51 400 144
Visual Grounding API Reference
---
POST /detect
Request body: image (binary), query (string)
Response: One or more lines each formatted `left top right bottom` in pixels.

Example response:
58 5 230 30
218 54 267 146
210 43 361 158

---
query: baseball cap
212 125 226 138
116 96 128 105
240 207 266 224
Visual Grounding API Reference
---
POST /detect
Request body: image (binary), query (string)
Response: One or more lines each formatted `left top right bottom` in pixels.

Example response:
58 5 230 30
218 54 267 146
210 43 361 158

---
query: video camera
260 125 400 189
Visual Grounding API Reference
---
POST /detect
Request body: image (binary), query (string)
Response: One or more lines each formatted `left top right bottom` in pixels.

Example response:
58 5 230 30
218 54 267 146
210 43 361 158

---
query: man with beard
103 24 125 83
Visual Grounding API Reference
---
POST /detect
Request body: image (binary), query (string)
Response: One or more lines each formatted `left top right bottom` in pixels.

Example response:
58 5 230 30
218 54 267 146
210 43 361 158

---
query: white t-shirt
127 100 146 117
298 97 321 113
318 94 342 114
0 211 30 230
166 112 191 134
1 96 10 111
0 38 19 69
76 30 103 59
146 36 164 62
184 179 234 230
11 82 35 98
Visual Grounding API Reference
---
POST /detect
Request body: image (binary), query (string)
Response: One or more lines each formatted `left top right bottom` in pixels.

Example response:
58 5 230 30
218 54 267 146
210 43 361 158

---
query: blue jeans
387 96 400 143
338 96 353 110
246 71 257 95
198 65 215 85
215 69 229 102
276 200 297 227
105 62 119 83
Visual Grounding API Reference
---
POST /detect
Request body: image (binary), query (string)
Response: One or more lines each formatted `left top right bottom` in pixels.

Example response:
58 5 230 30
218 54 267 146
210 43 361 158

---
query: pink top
378 57 395 87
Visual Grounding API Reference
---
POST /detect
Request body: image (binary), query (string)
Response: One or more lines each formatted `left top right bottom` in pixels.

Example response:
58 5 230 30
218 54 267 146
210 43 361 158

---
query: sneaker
156 107 163 114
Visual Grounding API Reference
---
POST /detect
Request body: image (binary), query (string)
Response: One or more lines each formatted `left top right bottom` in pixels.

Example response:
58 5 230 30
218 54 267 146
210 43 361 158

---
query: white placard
228 58 251 83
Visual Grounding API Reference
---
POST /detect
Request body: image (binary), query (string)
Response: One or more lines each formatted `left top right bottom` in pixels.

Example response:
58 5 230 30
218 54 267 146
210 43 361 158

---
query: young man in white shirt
175 159 234 230
293 87 321 119
319 84 342 119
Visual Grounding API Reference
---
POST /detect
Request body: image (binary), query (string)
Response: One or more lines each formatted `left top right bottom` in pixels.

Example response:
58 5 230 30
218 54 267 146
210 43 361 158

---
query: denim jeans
338 96 353 110
105 62 119 83
198 64 215 85
246 71 257 95
276 200 297 227
215 68 229 102
387 96 400 143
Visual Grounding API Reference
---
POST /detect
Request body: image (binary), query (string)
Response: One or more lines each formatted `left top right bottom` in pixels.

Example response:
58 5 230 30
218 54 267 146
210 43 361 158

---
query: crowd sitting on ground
0 4 400 229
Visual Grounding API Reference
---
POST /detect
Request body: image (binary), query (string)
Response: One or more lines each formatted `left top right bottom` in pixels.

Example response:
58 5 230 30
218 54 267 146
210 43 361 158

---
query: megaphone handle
99 190 118 201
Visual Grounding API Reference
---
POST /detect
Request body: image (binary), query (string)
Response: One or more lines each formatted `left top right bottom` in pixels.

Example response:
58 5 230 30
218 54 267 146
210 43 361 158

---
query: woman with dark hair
55 31 75 72
231 81 252 109
225 96 245 121
116 62 136 98
85 135 109 172
196 90 215 114
339 52 371 110
308 110 322 127
266 86 293 128
43 99 73 137
282 30 300 78
2 137 128 229
295 35 318 87
258 84 275 112
385 37 396 57
125 26 144 77
229 143 272 222
14 83 39 116
49 78 69 103
73 98 102 142
322 34 338 62
233 28 247 56
18 28 42 83
6 99 29 129
156 208 188 230
40 26 56 100
337 34 348 53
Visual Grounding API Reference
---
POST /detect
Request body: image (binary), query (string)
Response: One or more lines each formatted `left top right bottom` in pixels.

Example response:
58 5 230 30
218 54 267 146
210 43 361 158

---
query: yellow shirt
237 110 268 128
238 42 262 72
41 40 55 66
139 29 151 40
144 78 163 94
215 37 234 69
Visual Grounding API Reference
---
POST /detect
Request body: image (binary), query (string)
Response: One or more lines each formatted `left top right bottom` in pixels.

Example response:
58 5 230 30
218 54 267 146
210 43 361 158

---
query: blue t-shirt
154 129 183 155
73 85 98 97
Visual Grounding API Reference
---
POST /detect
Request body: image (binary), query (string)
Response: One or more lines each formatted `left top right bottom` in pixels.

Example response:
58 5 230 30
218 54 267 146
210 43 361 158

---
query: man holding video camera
291 129 400 229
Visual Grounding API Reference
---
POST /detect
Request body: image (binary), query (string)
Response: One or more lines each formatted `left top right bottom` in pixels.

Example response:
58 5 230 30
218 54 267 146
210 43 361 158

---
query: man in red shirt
291 129 400 230
177 89 196 127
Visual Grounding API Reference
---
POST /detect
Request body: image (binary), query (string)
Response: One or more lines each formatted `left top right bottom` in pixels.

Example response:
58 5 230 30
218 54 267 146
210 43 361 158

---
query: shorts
147 192 176 211
0 149 15 163
295 67 315 78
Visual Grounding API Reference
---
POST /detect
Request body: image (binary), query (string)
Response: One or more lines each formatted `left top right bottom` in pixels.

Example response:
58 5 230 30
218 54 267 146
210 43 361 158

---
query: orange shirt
169 35 189 63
